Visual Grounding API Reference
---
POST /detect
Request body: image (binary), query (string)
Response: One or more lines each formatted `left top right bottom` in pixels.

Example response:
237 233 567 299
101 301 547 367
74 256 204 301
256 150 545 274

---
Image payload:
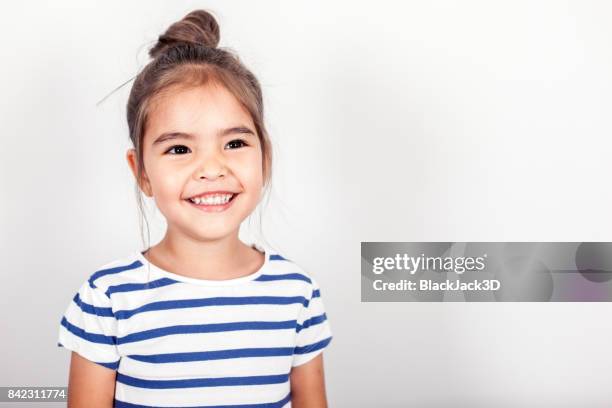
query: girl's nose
194 151 227 180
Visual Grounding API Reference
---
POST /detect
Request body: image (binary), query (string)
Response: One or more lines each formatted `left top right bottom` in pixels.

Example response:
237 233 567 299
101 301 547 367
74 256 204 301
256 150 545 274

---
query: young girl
57 9 332 407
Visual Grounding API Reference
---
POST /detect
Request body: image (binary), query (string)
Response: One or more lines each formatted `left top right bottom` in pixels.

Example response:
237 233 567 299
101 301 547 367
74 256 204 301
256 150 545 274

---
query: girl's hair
126 9 274 278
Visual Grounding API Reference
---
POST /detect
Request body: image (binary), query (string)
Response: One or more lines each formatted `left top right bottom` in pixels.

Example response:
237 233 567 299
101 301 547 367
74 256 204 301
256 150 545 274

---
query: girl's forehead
145 84 254 140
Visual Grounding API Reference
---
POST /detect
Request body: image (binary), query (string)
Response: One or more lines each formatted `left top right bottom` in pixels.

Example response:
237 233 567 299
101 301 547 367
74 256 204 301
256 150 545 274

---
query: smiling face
126 81 264 242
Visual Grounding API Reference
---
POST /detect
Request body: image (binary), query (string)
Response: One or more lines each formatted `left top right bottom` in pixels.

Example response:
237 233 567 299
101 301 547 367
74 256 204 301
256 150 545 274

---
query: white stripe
118 330 297 356
115 381 290 406
109 276 311 309
120 354 292 379
118 303 302 335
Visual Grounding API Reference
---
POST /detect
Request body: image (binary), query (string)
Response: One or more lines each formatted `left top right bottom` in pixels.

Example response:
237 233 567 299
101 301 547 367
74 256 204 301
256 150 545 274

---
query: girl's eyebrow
152 126 256 145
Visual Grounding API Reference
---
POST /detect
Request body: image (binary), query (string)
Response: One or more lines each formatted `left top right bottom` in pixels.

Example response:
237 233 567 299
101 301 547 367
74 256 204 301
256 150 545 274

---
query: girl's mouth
185 193 238 212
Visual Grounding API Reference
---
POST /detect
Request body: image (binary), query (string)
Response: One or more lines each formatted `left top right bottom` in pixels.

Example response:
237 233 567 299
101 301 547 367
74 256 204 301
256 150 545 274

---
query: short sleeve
292 276 333 367
57 280 120 370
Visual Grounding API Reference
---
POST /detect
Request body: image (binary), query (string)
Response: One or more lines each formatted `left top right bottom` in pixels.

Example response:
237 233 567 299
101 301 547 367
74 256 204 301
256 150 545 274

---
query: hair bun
149 9 220 59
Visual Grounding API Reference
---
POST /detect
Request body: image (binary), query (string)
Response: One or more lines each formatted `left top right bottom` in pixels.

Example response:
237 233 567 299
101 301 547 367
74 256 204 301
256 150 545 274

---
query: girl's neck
143 228 264 281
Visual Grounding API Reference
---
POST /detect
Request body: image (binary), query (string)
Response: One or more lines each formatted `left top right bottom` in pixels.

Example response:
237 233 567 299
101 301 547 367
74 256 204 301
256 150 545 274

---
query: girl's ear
126 148 153 197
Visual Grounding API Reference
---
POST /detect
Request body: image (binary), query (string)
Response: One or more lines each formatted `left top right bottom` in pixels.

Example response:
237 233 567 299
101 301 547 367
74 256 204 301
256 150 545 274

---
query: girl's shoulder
260 249 323 294
83 251 148 296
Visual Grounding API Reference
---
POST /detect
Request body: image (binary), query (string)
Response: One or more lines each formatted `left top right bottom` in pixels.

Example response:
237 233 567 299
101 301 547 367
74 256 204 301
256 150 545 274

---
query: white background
2 0 612 406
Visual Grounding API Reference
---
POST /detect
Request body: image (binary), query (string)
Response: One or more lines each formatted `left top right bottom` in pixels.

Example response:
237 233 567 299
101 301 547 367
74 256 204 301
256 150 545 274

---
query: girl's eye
164 140 247 155
225 139 247 150
165 145 191 155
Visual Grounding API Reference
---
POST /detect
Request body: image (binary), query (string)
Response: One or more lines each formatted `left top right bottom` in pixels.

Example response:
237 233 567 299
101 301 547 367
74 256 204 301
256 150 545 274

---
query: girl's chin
179 218 242 240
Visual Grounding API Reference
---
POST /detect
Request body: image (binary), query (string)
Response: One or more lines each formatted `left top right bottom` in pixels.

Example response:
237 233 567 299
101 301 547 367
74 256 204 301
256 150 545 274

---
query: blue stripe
105 278 178 297
89 260 143 289
73 293 114 317
294 336 332 355
60 316 117 345
255 273 311 283
115 296 308 320
117 320 297 345
114 392 291 408
96 359 120 370
269 254 288 261
296 313 327 333
116 372 289 389
301 289 321 309
127 346 294 363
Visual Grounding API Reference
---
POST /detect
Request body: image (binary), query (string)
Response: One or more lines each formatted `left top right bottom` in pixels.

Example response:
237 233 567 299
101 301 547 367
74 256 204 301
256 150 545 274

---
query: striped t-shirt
57 245 333 407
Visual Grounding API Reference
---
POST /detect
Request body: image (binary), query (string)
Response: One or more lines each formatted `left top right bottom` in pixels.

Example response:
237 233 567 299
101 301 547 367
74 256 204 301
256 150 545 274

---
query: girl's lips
185 193 238 213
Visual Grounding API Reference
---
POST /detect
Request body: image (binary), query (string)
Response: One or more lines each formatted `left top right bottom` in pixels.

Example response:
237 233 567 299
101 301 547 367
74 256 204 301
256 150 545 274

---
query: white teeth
189 194 233 205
